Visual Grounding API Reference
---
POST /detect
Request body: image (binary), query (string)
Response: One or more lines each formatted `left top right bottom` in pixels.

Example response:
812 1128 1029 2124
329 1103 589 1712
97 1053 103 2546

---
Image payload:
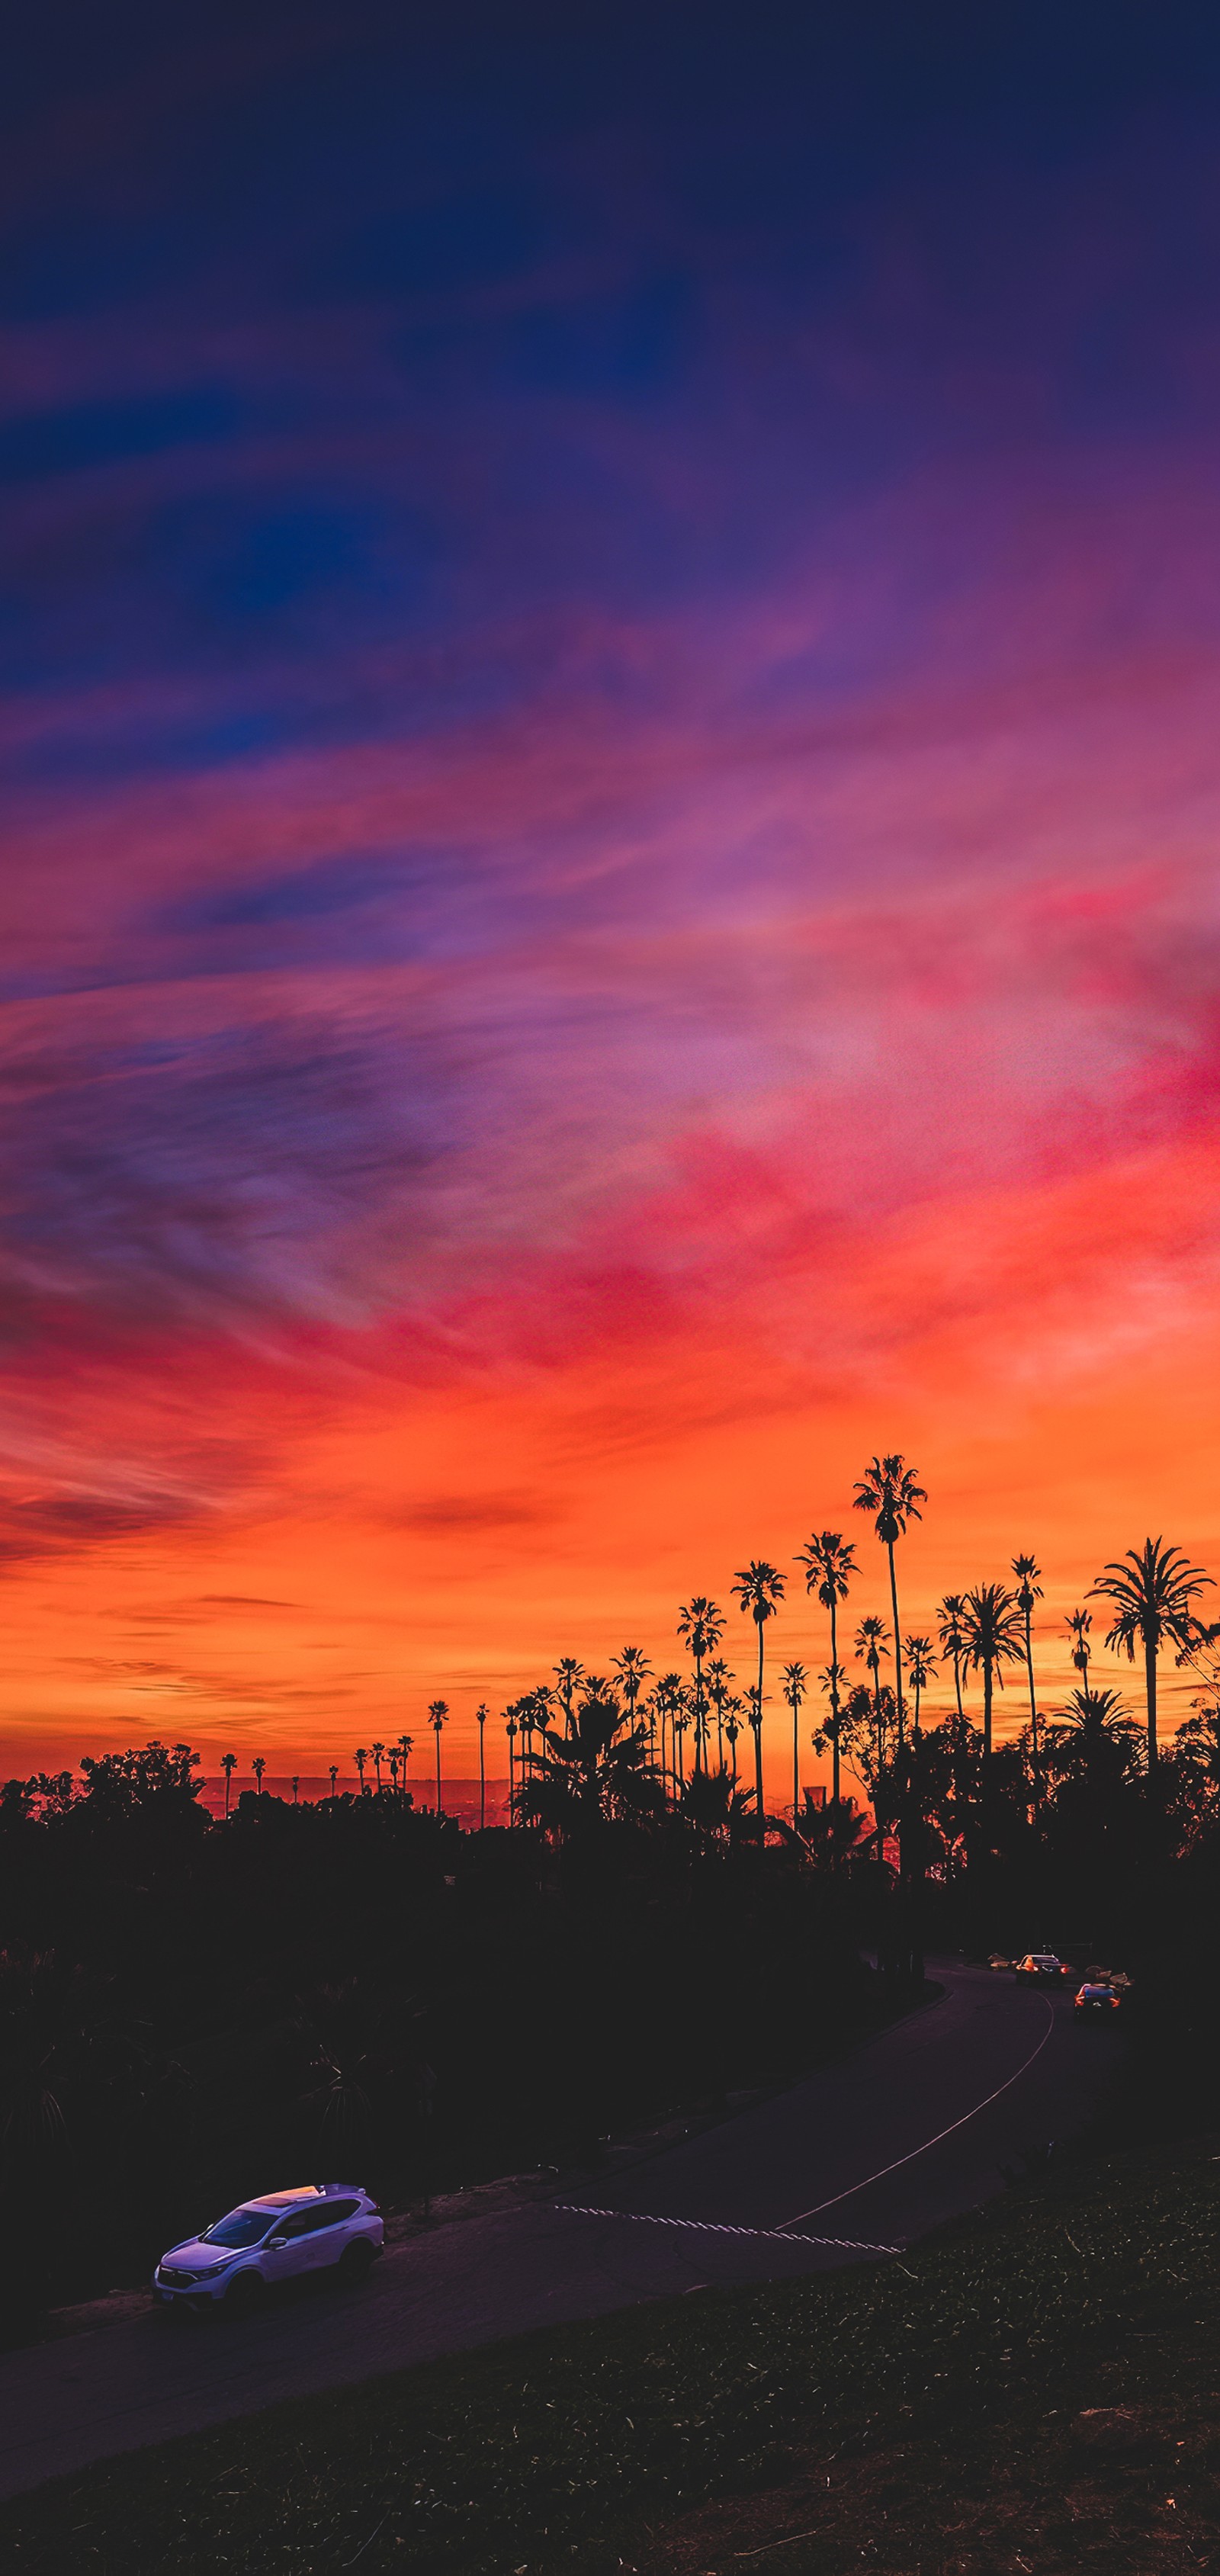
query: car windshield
200 2208 274 2247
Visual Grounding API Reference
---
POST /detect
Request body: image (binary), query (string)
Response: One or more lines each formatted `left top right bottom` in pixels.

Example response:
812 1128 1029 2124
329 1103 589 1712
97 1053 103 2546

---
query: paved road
0 1964 1119 2501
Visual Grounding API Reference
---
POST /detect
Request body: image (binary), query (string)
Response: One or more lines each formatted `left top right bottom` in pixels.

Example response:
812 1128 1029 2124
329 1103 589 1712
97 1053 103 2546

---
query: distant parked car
1013 1953 1072 1982
153 2183 383 2313
1074 1983 1122 2019
986 1954 1012 1972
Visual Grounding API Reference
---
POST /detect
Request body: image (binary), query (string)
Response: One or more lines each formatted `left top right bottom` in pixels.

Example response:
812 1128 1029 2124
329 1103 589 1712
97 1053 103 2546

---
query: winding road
0 1963 1120 2500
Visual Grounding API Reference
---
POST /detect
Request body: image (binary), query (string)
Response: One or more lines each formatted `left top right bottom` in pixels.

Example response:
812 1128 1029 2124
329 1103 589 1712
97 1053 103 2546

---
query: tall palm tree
677 1598 725 1775
706 1656 734 1768
797 1532 857 1804
782 1661 808 1819
904 1636 936 1733
937 1595 968 1726
724 1694 743 1785
1066 1607 1093 1687
854 1614 890 1774
814 1662 849 1806
428 1701 449 1812
1012 1554 1044 1804
291 1775 300 1804
554 1660 585 1727
354 1747 368 1794
1090 1537 1213 1768
958 1584 1026 1758
612 1649 653 1759
475 1703 488 1827
672 1691 690 1790
732 1561 787 1839
396 1732 413 1793
389 1751 400 1793
506 1710 517 1813
329 1762 338 1798
852 1455 926 1746
252 1755 266 1796
371 1741 385 1794
221 1750 237 1816
653 1672 685 1801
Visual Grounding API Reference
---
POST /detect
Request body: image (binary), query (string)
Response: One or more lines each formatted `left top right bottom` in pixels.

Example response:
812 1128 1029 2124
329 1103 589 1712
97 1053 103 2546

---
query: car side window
280 2207 326 2238
316 2199 358 2227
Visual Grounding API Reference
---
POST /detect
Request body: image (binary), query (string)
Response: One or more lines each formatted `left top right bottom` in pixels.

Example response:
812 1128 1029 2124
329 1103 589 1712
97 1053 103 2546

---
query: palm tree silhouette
428 1701 449 1813
516 1681 663 1836
959 1584 1026 1758
937 1595 968 1728
1066 1607 1093 1688
475 1703 488 1827
396 1733 413 1795
677 1598 724 1774
797 1533 856 1806
554 1660 585 1727
723 1695 743 1785
354 1747 368 1794
731 1561 786 1839
1011 1554 1044 1805
653 1672 685 1800
1090 1537 1213 1769
329 1763 338 1798
505 1710 517 1813
852 1455 926 1747
371 1742 385 1794
291 1775 300 1804
706 1656 734 1768
782 1661 807 1820
252 1755 265 1796
854 1614 890 1774
672 1691 690 1790
903 1636 936 1733
221 1751 237 1816
612 1649 652 1762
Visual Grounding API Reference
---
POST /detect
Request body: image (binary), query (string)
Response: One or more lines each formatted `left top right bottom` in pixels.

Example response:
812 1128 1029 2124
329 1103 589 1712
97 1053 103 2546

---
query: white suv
153 2183 384 2313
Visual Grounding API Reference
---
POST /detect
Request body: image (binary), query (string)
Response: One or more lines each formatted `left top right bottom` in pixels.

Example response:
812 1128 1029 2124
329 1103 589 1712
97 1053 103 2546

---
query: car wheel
339 2239 374 2284
225 2269 267 2314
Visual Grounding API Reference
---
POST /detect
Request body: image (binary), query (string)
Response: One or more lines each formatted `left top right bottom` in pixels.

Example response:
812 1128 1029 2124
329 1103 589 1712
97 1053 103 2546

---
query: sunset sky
5 2 1220 1792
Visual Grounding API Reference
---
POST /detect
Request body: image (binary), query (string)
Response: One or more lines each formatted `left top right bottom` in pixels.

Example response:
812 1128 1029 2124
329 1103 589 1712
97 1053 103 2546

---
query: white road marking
778 1995 1058 2228
554 2204 900 2254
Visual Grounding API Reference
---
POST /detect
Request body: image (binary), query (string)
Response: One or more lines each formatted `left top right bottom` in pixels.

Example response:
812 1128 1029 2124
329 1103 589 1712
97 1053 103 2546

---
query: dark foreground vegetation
0 1746 891 2328
2 2128 1216 2574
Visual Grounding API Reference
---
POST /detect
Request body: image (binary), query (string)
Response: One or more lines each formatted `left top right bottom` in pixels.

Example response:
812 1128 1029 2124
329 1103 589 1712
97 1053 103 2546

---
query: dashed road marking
554 2203 900 2254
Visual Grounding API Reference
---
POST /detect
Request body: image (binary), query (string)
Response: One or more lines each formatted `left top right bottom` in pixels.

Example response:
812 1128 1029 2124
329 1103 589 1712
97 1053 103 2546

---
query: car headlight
193 2261 229 2278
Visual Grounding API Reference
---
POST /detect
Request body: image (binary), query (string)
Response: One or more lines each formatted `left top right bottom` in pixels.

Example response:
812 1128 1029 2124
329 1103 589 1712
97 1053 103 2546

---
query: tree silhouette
782 1661 808 1820
937 1595 968 1727
252 1755 265 1796
612 1649 652 1763
731 1562 786 1839
354 1748 368 1794
517 1683 663 1836
428 1701 450 1813
220 1751 237 1817
1066 1606 1093 1687
854 1614 890 1775
505 1710 517 1812
904 1636 936 1734
723 1694 743 1785
1090 1537 1212 1768
677 1598 724 1775
371 1741 385 1794
797 1532 856 1806
328 1763 338 1798
852 1455 926 1747
958 1584 1026 1758
291 1775 300 1804
475 1704 488 1828
396 1733 413 1796
1012 1554 1044 1806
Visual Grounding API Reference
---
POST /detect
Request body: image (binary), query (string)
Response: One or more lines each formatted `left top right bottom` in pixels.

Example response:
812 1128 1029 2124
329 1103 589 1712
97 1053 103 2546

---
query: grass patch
3 2135 1218 2573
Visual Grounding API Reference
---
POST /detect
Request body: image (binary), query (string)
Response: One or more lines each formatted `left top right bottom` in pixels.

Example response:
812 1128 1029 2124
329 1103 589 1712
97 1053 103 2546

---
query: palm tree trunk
435 1730 441 1814
830 1597 841 1807
695 1652 704 1775
479 1726 485 1829
1145 1630 1157 1768
983 1658 994 1759
756 1623 766 1842
1024 1611 1040 1813
953 1649 964 1723
792 1695 799 1825
888 1539 904 1749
